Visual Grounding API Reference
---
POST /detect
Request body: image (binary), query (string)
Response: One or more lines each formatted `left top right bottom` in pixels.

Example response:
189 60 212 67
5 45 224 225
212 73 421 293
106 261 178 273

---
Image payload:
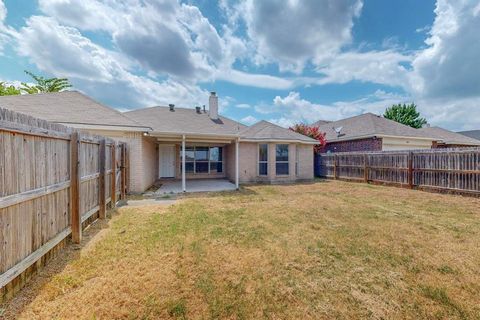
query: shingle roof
458 130 480 141
0 91 148 129
312 119 331 126
240 120 317 143
418 127 480 146
125 106 246 136
315 113 438 142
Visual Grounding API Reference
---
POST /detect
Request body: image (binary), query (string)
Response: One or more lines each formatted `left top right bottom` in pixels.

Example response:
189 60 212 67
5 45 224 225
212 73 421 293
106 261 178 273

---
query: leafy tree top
289 123 326 153
383 103 427 129
0 82 21 96
21 70 72 94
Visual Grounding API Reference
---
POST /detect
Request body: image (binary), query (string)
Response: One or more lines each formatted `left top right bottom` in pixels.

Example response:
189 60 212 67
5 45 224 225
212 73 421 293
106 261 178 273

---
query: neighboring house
458 130 480 141
125 92 317 191
0 91 317 193
418 127 480 148
0 91 152 192
312 113 438 152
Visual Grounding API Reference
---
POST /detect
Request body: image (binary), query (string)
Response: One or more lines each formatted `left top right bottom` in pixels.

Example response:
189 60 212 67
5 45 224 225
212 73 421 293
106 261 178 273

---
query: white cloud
410 0 480 99
14 15 208 109
240 115 258 125
241 0 363 73
316 50 412 88
216 69 293 90
266 90 406 127
235 103 251 109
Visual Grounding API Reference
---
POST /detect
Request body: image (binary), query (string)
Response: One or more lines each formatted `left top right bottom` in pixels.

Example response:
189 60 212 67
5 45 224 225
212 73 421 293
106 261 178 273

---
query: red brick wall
320 137 383 153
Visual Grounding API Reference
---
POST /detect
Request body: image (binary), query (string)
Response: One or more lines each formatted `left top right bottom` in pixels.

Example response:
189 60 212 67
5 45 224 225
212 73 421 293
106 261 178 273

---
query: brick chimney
209 92 218 120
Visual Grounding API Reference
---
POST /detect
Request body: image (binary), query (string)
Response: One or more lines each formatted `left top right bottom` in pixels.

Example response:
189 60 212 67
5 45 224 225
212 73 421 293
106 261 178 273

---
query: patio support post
182 135 186 192
235 138 239 190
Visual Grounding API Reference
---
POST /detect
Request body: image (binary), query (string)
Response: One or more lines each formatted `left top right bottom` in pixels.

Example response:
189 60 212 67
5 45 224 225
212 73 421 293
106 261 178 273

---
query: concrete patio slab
155 179 237 194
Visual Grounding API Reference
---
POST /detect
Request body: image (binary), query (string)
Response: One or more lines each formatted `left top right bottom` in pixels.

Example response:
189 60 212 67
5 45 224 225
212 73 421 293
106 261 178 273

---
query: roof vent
169 104 175 111
195 106 201 114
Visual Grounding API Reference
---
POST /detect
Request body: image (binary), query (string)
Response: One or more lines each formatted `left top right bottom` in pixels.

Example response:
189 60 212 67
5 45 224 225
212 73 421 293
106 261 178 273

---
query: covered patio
154 133 240 193
155 178 237 194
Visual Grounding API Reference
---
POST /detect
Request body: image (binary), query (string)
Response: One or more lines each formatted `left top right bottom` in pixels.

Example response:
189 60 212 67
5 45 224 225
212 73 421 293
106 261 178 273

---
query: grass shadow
0 216 113 319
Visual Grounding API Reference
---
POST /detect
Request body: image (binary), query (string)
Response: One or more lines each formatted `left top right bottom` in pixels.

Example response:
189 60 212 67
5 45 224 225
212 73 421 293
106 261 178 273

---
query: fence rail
315 148 480 195
0 108 128 300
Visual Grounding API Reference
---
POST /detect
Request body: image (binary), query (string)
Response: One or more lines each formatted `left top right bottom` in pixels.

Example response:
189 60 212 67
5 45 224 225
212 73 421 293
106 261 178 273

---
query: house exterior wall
381 137 433 151
66 128 149 193
225 142 314 184
322 137 383 153
322 137 435 152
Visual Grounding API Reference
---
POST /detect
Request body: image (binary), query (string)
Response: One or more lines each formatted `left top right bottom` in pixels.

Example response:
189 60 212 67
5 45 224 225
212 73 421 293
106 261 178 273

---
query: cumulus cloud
266 90 406 127
14 14 208 109
410 0 480 99
242 0 363 73
240 115 258 125
317 50 412 88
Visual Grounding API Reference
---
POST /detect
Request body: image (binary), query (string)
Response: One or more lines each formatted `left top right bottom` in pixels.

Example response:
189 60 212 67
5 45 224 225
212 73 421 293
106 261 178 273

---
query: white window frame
258 144 268 176
275 144 289 176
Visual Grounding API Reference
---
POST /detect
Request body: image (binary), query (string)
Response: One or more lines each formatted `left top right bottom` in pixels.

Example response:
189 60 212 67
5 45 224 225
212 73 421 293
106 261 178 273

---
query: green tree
383 103 427 129
20 70 72 94
0 82 21 96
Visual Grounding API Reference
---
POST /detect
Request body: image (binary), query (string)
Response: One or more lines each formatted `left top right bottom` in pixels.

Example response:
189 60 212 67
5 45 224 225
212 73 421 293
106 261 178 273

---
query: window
258 144 268 176
295 146 299 176
180 146 223 174
276 144 289 175
209 147 223 173
195 147 209 173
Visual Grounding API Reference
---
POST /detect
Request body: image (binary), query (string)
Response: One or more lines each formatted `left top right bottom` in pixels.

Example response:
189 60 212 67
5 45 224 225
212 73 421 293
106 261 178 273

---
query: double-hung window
276 144 289 175
258 144 268 176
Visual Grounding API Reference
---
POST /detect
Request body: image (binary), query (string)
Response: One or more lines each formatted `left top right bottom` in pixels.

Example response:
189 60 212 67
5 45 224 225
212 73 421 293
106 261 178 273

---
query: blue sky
0 0 479 130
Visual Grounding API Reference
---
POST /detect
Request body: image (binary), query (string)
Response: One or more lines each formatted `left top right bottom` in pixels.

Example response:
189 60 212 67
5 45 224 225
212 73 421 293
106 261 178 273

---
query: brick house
417 127 480 148
312 113 439 152
0 91 316 193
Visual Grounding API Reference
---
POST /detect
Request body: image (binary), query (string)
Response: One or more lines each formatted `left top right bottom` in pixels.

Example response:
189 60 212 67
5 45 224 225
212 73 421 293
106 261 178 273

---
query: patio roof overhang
149 131 238 143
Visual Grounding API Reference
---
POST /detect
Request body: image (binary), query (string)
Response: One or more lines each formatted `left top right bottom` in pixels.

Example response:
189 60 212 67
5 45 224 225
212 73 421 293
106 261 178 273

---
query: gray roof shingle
240 120 317 143
418 127 480 145
458 130 480 141
315 113 438 142
0 91 148 129
125 106 246 136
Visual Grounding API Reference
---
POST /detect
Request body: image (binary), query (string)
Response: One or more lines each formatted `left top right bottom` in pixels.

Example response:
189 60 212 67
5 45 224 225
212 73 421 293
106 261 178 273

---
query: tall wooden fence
0 108 128 300
315 148 480 196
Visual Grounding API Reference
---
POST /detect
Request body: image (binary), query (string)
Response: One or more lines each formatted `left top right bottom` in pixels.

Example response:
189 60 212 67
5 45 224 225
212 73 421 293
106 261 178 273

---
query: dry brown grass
2 180 480 319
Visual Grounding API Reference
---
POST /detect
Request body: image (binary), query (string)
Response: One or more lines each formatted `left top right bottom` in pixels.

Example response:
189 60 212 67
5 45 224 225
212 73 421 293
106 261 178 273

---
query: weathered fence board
315 148 480 195
0 108 128 300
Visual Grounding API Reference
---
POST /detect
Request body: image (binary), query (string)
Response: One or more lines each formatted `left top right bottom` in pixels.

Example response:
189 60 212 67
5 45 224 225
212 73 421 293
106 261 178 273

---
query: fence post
99 139 106 219
120 143 126 199
333 154 338 180
364 153 368 183
408 151 413 189
111 142 116 209
70 131 81 243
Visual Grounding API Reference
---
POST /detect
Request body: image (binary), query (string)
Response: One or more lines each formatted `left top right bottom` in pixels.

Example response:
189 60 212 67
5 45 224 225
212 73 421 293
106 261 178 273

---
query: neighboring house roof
418 127 480 146
316 113 438 142
0 91 150 131
458 130 480 141
312 119 331 126
125 106 246 137
240 120 318 143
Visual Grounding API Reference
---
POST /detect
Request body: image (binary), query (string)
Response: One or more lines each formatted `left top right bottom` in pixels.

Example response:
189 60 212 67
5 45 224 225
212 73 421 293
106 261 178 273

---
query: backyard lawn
2 180 480 319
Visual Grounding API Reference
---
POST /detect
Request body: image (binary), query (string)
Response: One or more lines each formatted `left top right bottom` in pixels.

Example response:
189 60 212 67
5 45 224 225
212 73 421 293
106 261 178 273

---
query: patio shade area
155 179 237 194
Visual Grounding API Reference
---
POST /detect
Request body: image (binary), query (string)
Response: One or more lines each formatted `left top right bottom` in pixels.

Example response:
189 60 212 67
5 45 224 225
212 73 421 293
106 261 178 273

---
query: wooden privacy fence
0 108 128 300
315 148 480 195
